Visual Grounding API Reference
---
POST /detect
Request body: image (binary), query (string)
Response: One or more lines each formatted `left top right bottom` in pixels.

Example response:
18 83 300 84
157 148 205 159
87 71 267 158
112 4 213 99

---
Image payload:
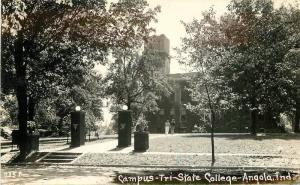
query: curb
2 162 300 172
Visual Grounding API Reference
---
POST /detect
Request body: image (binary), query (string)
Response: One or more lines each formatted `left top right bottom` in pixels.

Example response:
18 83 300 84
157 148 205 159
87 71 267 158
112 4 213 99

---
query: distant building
145 34 200 132
146 34 170 75
146 34 284 133
147 72 201 133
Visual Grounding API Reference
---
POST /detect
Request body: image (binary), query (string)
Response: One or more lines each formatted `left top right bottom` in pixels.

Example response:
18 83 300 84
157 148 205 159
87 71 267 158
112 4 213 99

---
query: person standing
165 120 170 134
170 119 175 134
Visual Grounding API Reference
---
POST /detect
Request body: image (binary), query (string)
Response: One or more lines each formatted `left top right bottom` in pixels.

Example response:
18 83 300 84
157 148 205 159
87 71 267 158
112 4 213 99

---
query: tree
178 0 300 137
105 47 172 122
2 0 109 157
54 72 103 135
177 8 231 165
285 46 300 133
1 0 162 158
218 0 300 134
178 0 300 164
103 0 172 122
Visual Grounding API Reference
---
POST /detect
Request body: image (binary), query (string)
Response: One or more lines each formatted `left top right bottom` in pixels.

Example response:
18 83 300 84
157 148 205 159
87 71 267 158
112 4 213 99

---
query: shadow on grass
225 134 300 140
181 133 248 138
109 146 129 151
9 152 49 163
181 133 300 140
58 146 76 151
2 165 113 185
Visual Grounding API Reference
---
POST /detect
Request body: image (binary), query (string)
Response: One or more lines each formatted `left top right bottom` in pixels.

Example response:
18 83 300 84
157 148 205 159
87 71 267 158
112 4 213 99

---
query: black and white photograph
1 0 300 184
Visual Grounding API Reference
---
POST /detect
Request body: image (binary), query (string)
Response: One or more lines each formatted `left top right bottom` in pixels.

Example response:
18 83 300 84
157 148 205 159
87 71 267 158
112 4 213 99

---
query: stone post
118 110 132 147
70 110 85 147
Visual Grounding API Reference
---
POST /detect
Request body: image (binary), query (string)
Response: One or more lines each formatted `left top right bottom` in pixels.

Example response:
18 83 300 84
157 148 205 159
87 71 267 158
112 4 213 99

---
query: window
170 108 175 115
159 109 165 115
181 115 186 122
181 107 186 115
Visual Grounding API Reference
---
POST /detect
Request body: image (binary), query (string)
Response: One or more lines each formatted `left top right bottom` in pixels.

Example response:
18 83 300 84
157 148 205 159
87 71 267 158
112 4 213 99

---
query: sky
98 0 298 74
147 0 231 73
146 0 298 73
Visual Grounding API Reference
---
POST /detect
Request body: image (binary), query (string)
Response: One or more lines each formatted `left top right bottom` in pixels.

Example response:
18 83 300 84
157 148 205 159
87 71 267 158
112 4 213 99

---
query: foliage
220 0 300 116
34 99 58 130
103 0 172 122
178 0 300 134
55 71 103 130
27 120 39 134
1 0 164 155
0 95 18 126
177 8 231 121
105 48 172 121
2 0 108 134
177 9 225 164
135 114 149 132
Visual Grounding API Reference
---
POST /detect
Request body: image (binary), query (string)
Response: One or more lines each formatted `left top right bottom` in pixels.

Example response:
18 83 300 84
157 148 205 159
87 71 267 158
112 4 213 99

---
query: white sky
146 0 298 73
147 0 232 73
97 0 298 74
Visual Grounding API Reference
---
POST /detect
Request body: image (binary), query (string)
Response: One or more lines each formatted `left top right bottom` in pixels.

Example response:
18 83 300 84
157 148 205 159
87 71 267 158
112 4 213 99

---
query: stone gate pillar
70 107 85 147
118 110 132 147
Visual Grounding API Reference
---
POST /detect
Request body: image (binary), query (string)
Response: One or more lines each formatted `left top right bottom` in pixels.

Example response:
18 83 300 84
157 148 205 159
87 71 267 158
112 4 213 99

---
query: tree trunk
250 109 257 135
14 35 29 159
28 97 36 121
203 84 215 166
264 110 276 129
210 109 216 165
58 116 65 136
294 100 300 133
127 101 131 110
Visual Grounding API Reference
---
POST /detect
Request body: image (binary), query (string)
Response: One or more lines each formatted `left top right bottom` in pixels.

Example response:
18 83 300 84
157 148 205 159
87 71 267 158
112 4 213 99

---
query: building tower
146 34 170 75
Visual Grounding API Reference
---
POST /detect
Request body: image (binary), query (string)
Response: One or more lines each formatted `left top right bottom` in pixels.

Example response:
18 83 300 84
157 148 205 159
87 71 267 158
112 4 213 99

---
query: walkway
39 134 165 153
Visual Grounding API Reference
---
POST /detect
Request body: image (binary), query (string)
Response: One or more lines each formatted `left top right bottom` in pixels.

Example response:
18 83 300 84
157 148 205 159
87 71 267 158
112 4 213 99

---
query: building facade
147 72 201 133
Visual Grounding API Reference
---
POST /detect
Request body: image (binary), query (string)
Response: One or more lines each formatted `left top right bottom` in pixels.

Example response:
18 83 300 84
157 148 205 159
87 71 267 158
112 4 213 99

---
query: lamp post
70 106 86 147
75 106 81 111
